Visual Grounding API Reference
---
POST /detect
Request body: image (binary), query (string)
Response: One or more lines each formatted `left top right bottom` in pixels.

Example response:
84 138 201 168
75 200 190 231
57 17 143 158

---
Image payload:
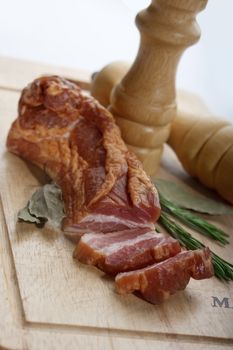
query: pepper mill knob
109 0 208 175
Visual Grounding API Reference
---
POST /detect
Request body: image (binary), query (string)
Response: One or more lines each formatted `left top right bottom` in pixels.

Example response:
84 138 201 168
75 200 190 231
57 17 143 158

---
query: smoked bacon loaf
7 76 213 304
7 76 160 242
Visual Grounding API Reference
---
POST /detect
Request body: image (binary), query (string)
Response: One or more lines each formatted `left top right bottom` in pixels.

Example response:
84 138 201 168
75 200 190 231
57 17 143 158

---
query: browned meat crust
7 76 160 238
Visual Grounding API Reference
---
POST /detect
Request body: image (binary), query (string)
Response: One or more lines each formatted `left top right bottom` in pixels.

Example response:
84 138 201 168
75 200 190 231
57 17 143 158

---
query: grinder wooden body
168 98 233 205
108 0 208 175
91 0 233 204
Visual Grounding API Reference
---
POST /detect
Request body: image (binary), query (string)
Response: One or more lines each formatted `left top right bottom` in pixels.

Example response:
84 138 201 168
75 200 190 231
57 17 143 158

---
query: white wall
1 0 232 120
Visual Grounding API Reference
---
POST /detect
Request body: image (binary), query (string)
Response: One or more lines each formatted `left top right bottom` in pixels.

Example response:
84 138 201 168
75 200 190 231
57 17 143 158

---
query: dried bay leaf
18 206 42 224
154 179 233 215
18 183 65 227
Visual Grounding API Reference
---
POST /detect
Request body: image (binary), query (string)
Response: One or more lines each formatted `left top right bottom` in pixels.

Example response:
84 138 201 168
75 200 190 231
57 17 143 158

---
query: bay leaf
154 178 233 215
18 183 65 228
18 205 42 224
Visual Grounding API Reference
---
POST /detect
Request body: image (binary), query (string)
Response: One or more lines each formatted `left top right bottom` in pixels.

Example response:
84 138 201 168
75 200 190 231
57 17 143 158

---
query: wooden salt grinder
109 0 208 175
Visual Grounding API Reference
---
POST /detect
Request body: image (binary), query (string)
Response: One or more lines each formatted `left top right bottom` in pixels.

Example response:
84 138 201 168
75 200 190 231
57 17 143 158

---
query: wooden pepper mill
109 0 208 175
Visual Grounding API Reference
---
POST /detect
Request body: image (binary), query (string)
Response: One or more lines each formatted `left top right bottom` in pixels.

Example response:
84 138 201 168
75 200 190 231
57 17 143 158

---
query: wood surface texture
0 57 233 349
109 0 208 175
169 94 233 205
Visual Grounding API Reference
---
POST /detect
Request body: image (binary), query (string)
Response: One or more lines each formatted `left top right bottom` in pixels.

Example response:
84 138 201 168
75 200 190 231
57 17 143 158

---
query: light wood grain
109 0 208 175
91 61 129 107
168 92 233 204
0 59 233 349
0 56 90 92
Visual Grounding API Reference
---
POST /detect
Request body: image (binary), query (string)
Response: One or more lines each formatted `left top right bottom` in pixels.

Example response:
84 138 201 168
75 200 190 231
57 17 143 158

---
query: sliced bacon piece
115 248 214 304
73 228 181 274
6 76 160 241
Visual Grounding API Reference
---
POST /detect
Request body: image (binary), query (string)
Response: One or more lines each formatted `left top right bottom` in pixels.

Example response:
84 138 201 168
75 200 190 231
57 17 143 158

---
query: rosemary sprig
159 194 229 245
159 212 233 281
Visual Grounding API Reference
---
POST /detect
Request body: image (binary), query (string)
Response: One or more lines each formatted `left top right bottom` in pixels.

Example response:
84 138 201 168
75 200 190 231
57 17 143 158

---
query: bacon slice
7 76 160 241
115 248 214 304
73 228 181 274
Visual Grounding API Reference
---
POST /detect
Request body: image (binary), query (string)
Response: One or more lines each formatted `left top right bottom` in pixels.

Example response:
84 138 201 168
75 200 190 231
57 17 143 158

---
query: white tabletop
1 0 232 120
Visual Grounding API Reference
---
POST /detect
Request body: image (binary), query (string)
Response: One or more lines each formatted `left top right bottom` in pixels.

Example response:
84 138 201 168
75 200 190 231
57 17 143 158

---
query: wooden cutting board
0 57 233 350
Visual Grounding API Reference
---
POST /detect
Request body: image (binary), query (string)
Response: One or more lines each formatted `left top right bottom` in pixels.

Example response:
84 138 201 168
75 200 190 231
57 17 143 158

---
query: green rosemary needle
159 194 229 245
158 212 233 281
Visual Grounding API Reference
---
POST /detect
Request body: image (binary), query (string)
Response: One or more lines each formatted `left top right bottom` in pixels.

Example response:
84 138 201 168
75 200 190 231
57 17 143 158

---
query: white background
1 0 233 120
